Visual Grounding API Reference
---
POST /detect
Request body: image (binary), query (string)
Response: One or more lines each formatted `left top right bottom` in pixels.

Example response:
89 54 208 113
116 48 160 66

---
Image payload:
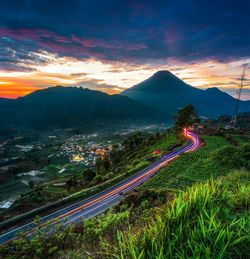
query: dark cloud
76 78 123 92
0 0 249 70
70 72 88 77
0 34 53 71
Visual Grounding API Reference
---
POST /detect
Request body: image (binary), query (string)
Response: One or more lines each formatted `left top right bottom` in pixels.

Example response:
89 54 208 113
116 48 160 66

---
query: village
60 136 114 167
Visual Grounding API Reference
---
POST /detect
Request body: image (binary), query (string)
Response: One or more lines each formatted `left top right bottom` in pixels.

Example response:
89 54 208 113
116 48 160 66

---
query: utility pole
231 64 247 127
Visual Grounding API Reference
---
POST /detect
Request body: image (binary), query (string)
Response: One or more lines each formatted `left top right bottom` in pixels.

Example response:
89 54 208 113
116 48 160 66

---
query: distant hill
0 87 166 131
1 72 249 132
0 98 11 103
121 71 250 118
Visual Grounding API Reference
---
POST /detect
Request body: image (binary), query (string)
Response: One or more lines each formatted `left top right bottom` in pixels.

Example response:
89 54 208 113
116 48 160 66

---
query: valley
0 123 169 221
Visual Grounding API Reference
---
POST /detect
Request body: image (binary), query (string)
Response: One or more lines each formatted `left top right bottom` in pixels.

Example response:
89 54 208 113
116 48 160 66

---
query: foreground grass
108 171 250 258
1 171 249 259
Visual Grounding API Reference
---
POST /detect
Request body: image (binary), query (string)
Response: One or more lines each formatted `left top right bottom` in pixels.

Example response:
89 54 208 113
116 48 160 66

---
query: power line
231 64 247 126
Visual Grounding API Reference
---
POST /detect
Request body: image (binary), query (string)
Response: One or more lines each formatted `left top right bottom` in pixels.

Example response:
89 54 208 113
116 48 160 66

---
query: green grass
1 132 249 259
44 186 68 194
146 133 177 153
232 134 250 145
128 160 150 173
111 171 250 259
42 170 249 259
140 135 231 190
198 135 230 153
0 137 250 259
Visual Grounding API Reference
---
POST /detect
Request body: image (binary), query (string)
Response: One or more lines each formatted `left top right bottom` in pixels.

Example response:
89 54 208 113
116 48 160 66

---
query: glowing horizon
0 53 249 100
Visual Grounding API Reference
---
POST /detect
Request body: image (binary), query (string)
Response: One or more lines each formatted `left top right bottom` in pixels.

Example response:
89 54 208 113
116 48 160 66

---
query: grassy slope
110 134 250 259
139 135 230 190
1 133 249 259
66 133 249 258
114 171 250 258
0 132 178 224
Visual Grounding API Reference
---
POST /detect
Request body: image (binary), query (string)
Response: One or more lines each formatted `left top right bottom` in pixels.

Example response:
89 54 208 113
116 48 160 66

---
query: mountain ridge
0 86 166 131
0 71 249 132
122 70 250 118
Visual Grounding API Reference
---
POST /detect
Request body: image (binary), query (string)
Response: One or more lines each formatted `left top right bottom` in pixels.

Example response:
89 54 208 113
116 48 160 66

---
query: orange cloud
0 53 249 100
0 81 38 99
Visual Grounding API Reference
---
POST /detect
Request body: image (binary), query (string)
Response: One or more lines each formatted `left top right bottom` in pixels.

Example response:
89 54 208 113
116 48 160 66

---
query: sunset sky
0 0 250 99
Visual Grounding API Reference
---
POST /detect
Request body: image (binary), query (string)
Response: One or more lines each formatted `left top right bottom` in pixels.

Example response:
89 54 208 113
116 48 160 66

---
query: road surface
0 129 200 245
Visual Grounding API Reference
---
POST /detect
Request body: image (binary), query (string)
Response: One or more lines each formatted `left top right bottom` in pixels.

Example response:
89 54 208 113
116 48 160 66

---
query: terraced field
180 152 211 162
140 134 232 190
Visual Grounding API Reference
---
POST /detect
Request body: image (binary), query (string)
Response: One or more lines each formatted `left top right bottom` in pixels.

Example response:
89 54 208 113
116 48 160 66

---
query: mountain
0 98 12 103
0 86 166 131
121 71 250 118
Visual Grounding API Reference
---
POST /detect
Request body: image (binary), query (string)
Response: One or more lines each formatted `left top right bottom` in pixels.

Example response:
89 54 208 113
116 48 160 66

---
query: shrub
213 144 249 169
112 178 250 258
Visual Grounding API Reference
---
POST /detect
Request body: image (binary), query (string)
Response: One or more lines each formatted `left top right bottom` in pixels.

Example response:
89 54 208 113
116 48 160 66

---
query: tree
102 155 111 171
96 155 111 176
174 104 199 133
97 164 107 176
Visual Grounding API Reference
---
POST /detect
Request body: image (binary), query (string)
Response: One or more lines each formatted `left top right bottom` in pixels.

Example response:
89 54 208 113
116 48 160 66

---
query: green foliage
28 180 34 189
174 104 199 132
84 169 96 182
2 170 249 258
128 160 150 173
84 208 130 239
113 173 250 258
213 143 250 169
140 135 234 190
122 132 144 151
2 132 249 259
198 135 230 153
96 155 111 176
0 221 82 259
0 181 30 201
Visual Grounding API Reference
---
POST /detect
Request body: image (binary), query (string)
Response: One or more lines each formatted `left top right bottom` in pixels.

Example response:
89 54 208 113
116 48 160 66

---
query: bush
213 144 250 169
112 176 250 258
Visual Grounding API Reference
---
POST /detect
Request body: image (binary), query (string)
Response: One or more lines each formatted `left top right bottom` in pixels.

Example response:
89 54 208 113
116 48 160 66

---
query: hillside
122 71 250 118
1 131 249 258
0 86 166 131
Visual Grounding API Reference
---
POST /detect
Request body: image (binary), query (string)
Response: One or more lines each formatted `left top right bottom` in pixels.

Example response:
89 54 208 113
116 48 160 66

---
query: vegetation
0 130 178 225
0 130 249 259
174 104 199 133
216 112 250 130
0 86 166 131
1 170 248 259
112 172 250 258
139 135 231 190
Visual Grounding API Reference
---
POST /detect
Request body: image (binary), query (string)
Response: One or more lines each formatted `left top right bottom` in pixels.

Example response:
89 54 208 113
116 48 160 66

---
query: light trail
0 129 200 246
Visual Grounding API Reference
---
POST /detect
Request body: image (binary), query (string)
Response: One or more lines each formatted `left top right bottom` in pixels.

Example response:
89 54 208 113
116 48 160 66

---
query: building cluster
60 138 113 167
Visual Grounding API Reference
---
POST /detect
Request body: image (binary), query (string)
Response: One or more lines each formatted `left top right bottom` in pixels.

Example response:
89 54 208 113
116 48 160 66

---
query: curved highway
0 129 200 245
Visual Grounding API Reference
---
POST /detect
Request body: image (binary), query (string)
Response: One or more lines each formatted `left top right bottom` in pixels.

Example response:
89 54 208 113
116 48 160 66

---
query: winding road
0 129 200 246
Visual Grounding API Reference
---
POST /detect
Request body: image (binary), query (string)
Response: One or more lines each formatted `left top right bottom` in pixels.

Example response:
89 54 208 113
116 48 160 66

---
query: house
152 150 162 155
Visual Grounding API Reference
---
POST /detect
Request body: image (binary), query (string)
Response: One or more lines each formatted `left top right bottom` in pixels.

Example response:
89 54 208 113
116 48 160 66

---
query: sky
0 0 250 99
